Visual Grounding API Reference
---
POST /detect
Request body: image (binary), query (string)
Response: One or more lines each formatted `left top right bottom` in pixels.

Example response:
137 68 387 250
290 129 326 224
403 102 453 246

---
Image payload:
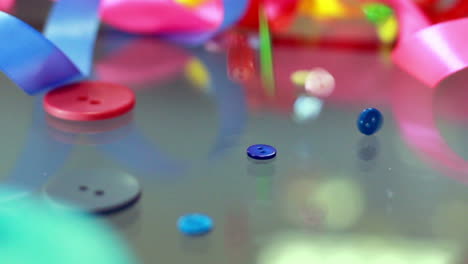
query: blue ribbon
0 0 100 95
44 0 101 76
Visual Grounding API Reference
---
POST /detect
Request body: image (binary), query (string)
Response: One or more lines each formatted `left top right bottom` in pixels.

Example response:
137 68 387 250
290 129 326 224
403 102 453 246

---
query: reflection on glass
96 38 190 89
357 135 380 162
392 66 468 184
357 135 380 172
106 200 142 236
224 206 251 263
185 58 211 94
46 112 133 145
179 235 212 255
247 158 276 203
0 0 14 12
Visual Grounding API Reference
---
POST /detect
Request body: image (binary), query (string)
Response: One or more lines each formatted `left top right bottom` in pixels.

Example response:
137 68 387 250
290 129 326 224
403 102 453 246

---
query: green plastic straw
259 7 275 96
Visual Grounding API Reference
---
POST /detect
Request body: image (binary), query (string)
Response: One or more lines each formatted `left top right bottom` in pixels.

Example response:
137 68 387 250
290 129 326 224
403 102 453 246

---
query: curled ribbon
0 0 250 95
382 0 468 88
0 0 100 94
0 0 14 12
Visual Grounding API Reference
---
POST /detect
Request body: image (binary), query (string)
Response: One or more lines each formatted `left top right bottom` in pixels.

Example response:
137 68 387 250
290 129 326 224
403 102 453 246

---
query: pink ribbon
100 0 221 34
0 0 14 11
50 0 252 36
383 0 468 88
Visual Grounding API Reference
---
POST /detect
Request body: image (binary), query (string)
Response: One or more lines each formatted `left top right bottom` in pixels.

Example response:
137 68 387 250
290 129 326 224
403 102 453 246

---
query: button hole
260 150 266 154
95 190 104 196
90 100 101 105
79 185 88 191
77 96 88 101
257 147 263 150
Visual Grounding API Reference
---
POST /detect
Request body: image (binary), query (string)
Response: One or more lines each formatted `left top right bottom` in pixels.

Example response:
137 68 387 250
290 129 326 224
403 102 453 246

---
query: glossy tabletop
0 2 467 263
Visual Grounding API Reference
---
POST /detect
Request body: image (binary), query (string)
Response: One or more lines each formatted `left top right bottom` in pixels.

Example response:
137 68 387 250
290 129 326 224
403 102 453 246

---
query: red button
44 81 135 121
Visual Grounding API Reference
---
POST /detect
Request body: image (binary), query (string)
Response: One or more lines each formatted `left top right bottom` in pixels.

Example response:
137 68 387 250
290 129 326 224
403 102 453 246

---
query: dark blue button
178 214 213 236
357 108 383 135
247 144 277 160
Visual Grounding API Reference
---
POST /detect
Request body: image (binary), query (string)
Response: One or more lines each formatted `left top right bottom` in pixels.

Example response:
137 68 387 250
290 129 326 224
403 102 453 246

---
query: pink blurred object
392 68 468 184
95 39 190 88
0 0 15 11
304 68 335 98
384 0 468 88
100 0 221 34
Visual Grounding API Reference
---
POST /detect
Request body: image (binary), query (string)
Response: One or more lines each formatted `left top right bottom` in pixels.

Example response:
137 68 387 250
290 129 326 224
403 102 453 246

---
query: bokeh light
293 95 324 123
304 68 335 98
313 177 364 230
185 58 211 94
432 200 468 241
362 3 394 24
376 16 398 44
301 0 347 19
290 70 310 87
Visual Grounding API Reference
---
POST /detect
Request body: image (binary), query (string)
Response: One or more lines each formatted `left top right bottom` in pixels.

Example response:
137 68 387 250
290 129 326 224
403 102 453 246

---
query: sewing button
178 213 214 236
44 81 135 121
357 108 383 135
247 144 277 160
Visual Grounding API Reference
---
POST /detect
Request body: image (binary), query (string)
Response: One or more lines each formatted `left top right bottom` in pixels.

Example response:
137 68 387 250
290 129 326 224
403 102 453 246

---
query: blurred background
0 0 467 263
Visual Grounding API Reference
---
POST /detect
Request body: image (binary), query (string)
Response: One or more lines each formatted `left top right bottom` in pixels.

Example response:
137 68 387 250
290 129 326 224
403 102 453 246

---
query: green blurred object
0 188 138 264
363 3 394 24
259 6 275 96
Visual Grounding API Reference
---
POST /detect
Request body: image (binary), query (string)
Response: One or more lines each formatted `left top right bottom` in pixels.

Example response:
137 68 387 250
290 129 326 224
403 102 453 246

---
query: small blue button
357 108 383 135
178 213 213 236
247 144 277 160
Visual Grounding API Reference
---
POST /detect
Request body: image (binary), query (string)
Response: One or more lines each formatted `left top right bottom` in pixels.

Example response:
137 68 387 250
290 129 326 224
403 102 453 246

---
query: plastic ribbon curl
382 0 468 88
0 0 100 95
0 0 250 94
0 0 14 12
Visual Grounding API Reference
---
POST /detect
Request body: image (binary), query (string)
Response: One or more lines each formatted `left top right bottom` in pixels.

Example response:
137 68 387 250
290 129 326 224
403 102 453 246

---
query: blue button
357 108 383 135
247 144 277 160
178 214 213 236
